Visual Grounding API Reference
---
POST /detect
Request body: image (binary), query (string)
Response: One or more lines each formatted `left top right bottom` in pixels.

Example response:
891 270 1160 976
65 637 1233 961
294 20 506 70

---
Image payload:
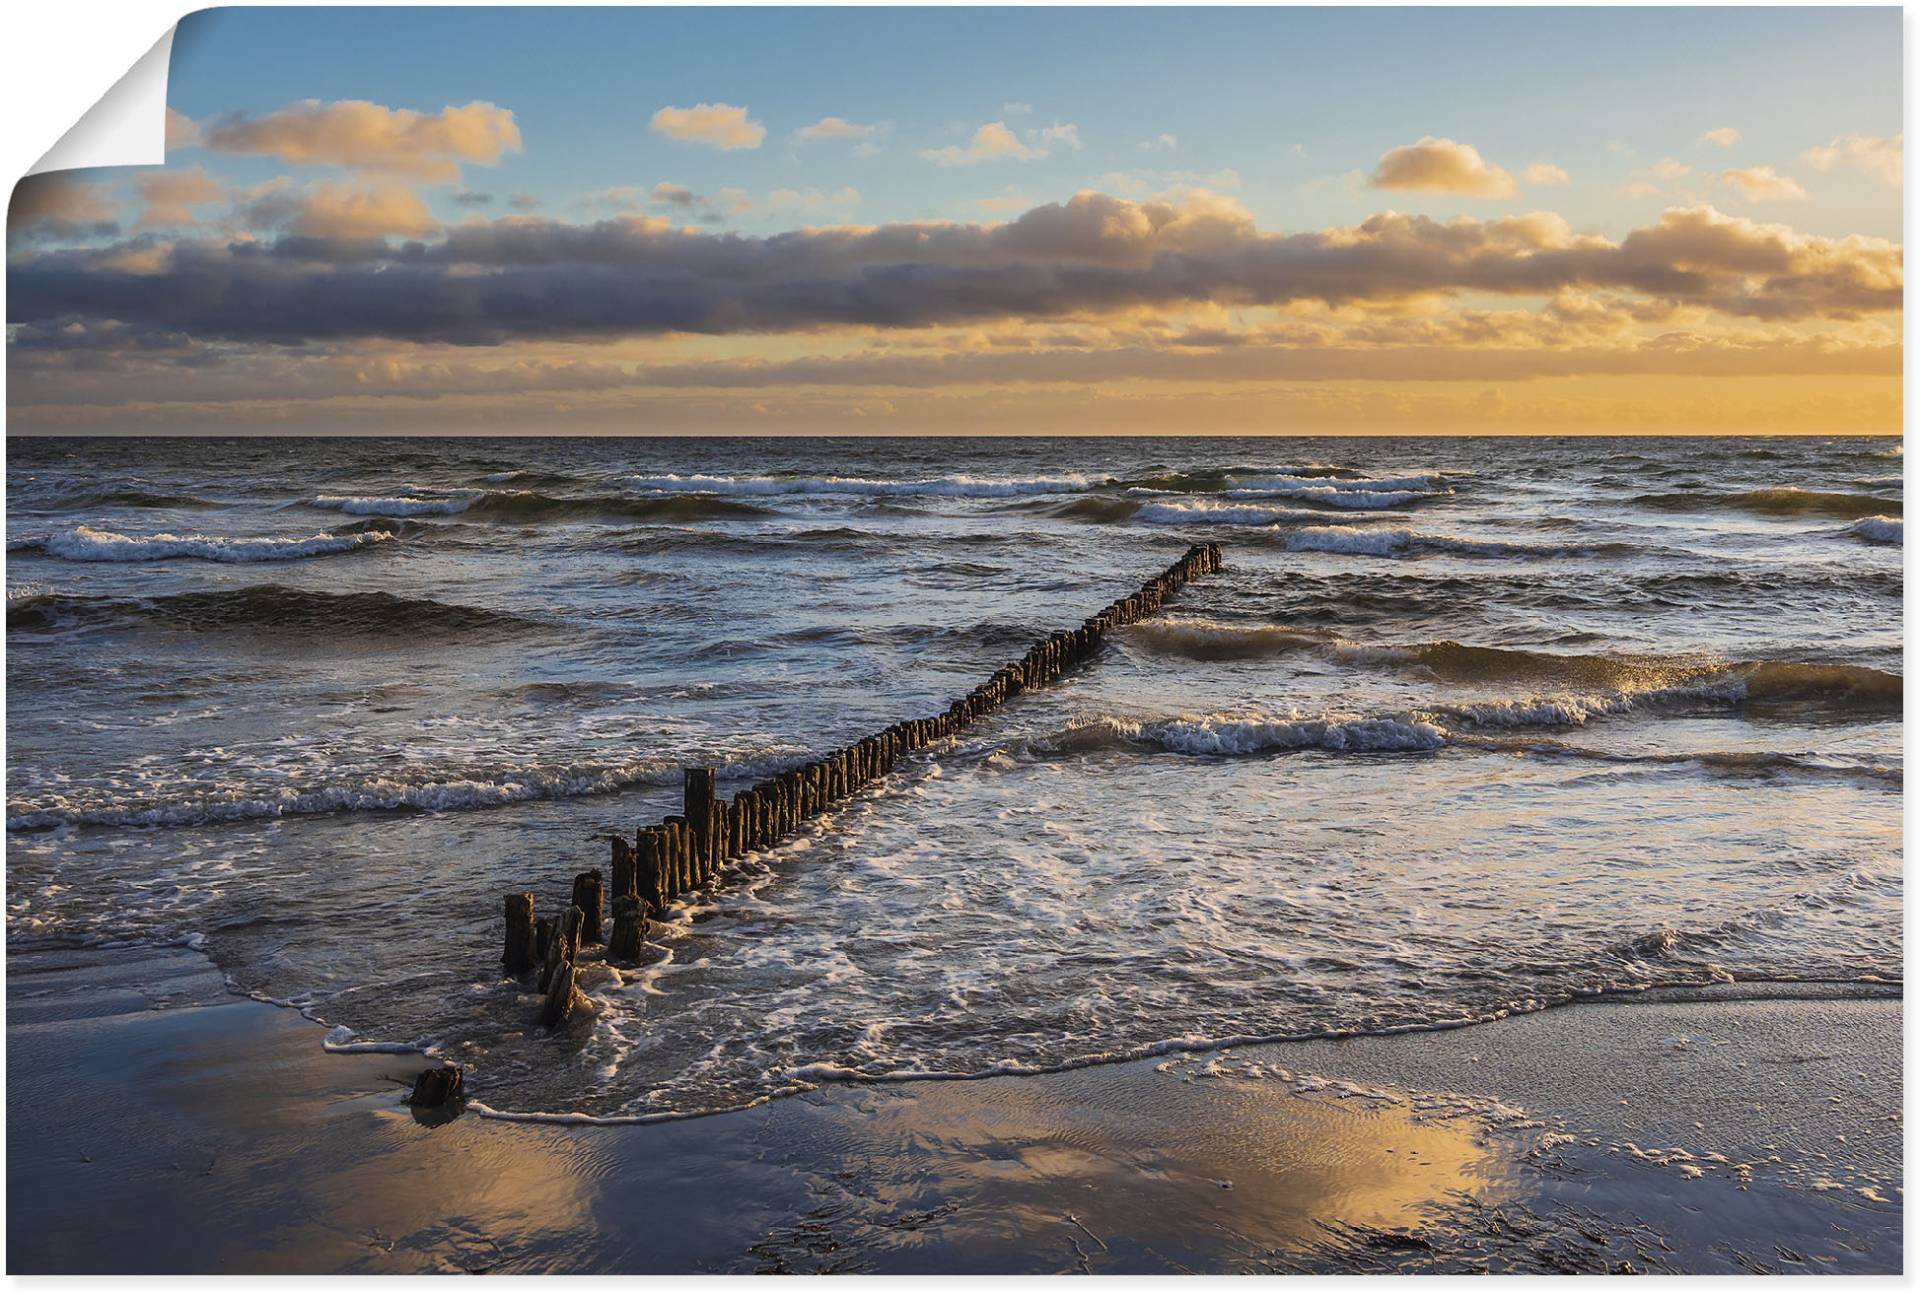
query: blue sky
166 6 1902 239
8 6 1902 434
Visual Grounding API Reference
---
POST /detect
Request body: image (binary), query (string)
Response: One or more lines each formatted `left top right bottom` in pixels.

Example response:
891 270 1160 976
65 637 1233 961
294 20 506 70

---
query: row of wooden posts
501 542 1225 1029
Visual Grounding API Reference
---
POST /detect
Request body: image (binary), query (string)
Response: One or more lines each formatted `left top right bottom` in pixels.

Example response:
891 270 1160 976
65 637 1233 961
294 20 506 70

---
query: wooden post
637 827 665 913
684 766 716 874
538 904 582 994
538 902 587 1029
572 869 604 944
503 892 537 975
663 816 687 896
608 894 646 963
611 837 637 901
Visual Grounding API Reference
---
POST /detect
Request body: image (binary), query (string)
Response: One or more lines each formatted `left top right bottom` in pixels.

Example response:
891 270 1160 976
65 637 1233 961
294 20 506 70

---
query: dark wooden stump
572 869 605 945
538 957 582 1029
539 904 583 994
611 836 637 901
406 1064 464 1107
608 894 647 963
502 892 537 976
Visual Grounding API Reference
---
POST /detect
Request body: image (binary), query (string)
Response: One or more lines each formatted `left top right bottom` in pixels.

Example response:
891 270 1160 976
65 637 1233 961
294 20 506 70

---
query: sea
4 434 1903 1120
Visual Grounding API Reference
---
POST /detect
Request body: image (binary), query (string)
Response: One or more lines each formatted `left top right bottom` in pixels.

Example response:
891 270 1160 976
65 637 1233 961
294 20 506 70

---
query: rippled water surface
6 435 1903 1117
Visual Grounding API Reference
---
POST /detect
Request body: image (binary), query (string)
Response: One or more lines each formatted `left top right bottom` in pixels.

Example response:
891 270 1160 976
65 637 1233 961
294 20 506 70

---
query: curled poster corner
27 26 176 177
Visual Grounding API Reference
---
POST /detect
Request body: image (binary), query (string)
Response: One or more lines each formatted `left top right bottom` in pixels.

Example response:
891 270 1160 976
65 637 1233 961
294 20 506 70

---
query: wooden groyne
500 542 1223 1032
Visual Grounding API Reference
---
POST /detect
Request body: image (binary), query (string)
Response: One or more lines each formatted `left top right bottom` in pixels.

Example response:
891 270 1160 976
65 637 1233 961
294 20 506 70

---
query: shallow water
5 435 1903 1117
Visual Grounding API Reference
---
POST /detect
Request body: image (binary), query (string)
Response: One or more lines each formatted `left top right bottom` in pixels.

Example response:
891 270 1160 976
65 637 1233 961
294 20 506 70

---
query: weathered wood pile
501 542 1222 1028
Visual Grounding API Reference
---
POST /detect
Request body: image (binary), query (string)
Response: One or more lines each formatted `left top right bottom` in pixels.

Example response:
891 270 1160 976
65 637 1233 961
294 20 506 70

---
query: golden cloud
164 107 201 151
1802 133 1903 187
922 121 1078 166
649 102 766 150
1719 165 1807 202
8 174 118 241
134 166 225 229
202 99 521 181
1369 137 1517 197
795 116 880 141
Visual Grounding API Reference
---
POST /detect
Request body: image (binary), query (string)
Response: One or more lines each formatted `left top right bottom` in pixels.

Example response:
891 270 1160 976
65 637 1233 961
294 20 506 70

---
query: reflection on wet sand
6 946 1898 1274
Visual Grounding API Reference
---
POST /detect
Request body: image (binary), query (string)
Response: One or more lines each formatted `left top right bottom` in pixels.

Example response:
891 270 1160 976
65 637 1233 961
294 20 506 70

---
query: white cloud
1719 165 1807 202
1802 133 1902 187
649 102 766 150
1035 122 1082 150
1699 127 1741 148
1521 162 1569 185
1650 158 1692 180
1140 133 1178 152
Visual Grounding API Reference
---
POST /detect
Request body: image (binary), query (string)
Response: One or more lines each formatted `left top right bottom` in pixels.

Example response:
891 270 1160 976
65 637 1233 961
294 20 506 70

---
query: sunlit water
6 435 1902 1118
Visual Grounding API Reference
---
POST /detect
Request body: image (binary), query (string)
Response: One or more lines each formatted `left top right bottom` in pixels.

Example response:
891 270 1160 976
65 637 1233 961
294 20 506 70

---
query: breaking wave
1846 516 1903 545
1010 710 1900 787
620 472 1095 499
23 524 395 564
1280 525 1613 559
309 490 774 523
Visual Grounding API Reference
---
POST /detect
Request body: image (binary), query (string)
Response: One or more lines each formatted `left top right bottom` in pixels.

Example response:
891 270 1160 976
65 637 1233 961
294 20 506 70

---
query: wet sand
6 944 1901 1274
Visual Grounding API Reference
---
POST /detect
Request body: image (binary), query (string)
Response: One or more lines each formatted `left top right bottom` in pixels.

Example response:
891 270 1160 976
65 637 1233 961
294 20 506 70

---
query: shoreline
7 942 1900 1274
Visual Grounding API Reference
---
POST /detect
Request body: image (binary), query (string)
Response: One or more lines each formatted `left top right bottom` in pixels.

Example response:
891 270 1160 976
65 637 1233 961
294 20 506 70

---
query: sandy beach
7 943 1899 1274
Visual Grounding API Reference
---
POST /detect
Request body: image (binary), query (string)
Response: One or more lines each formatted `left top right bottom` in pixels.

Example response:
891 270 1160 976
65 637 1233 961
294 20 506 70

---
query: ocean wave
24 524 395 564
312 489 774 523
7 585 535 638
1846 515 1902 545
1122 618 1901 713
1124 616 1329 660
310 493 475 516
1006 708 1900 790
1027 712 1450 757
1485 737 1902 788
34 488 222 511
1633 487 1901 521
1134 500 1360 526
620 472 1095 499
1280 526 1606 559
5 749 803 832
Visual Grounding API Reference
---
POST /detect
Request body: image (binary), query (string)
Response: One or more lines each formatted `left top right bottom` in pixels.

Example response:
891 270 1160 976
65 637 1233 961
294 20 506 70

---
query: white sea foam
1846 515 1903 545
1216 474 1452 509
1223 485 1439 509
309 493 475 516
5 751 802 832
321 1024 430 1055
38 524 395 563
620 473 1094 498
1281 525 1588 559
1040 712 1450 756
1132 500 1354 527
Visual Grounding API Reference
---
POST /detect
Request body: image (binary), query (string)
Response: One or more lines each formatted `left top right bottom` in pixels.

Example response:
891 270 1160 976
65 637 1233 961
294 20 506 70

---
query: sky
6 5 1905 435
